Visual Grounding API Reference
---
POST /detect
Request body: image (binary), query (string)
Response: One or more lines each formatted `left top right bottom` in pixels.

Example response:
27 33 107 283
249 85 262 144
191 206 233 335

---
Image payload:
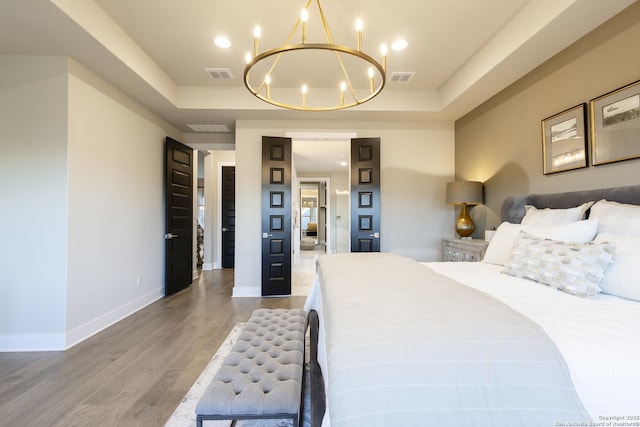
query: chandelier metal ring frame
243 0 388 112
244 44 386 111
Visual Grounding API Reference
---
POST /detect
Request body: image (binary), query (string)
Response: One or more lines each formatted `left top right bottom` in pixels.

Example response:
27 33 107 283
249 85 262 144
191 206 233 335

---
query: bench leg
308 310 326 427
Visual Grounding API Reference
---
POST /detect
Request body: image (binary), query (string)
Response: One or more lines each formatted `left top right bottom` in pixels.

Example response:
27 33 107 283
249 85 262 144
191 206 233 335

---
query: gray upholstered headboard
501 184 640 224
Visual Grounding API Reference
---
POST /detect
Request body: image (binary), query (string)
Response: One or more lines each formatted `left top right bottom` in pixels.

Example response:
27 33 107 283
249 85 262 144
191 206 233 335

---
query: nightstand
441 238 489 262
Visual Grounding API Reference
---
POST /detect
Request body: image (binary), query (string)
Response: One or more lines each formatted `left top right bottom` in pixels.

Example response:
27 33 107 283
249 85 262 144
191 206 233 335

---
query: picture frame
541 103 588 174
589 79 640 165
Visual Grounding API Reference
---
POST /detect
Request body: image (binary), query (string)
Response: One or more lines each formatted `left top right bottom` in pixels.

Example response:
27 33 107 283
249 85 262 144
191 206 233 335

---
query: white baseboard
0 333 66 352
232 286 261 297
64 288 164 350
202 262 223 270
0 288 164 352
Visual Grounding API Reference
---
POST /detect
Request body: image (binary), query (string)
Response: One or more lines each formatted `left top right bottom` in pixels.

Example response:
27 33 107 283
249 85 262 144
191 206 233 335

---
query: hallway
292 245 325 296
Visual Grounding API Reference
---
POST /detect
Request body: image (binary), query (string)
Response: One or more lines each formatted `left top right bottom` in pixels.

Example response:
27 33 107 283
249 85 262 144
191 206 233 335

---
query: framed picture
541 103 588 174
590 79 640 165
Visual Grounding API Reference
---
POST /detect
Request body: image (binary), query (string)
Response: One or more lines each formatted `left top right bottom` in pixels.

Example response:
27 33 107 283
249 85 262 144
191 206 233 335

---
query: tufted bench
195 308 307 427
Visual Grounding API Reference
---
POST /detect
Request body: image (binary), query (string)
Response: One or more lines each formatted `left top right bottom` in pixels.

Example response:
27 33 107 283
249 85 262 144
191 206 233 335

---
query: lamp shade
445 181 483 205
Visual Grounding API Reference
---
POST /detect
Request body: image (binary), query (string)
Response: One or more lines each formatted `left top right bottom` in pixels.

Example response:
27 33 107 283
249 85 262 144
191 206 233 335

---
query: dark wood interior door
221 166 235 268
164 137 194 296
350 137 381 252
261 136 292 296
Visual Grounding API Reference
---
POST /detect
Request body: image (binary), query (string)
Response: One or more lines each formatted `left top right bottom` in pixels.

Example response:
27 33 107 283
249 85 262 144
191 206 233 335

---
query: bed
304 185 640 427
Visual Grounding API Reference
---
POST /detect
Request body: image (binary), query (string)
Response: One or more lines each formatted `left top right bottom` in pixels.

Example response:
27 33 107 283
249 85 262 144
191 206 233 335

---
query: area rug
164 323 310 427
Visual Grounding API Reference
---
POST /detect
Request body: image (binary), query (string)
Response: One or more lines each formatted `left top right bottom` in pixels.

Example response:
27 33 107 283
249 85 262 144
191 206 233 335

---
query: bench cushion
195 309 307 418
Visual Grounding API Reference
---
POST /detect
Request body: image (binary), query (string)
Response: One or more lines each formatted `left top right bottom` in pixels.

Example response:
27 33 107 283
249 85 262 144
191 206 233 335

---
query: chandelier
243 0 387 111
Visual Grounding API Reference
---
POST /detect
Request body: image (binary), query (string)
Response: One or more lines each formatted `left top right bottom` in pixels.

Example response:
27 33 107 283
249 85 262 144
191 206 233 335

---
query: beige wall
66 60 179 347
0 56 69 349
233 120 455 296
455 3 640 235
0 55 182 351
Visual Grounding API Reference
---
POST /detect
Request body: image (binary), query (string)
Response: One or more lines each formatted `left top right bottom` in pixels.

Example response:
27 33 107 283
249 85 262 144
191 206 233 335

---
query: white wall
330 170 350 253
0 56 69 350
65 60 178 348
233 120 455 297
0 56 182 351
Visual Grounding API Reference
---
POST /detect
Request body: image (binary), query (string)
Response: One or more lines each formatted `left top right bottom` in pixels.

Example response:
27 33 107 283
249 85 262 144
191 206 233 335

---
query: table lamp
445 181 484 238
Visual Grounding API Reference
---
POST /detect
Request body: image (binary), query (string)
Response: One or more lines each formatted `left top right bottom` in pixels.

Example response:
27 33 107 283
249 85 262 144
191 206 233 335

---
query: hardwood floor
0 269 307 427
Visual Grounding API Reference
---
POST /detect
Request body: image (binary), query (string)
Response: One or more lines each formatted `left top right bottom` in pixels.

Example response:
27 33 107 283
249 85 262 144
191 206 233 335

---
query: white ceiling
293 138 350 174
0 0 635 171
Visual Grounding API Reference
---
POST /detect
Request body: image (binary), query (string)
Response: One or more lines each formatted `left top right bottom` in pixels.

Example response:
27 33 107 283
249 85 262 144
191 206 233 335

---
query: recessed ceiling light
391 39 407 51
214 37 231 48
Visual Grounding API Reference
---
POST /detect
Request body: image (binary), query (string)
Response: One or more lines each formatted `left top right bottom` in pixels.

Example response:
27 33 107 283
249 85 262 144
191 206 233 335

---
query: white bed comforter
304 255 640 426
427 261 640 419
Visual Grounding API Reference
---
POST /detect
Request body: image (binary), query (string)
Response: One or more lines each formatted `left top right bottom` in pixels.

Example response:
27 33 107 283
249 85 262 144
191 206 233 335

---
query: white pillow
594 233 640 301
590 200 640 237
521 202 594 226
503 233 614 298
482 220 599 266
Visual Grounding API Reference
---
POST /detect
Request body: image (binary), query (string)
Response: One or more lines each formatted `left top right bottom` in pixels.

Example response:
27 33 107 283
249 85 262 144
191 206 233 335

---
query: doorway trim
294 177 331 254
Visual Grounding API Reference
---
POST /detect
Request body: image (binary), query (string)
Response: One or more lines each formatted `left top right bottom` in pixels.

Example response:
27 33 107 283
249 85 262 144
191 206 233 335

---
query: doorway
293 179 329 296
299 181 325 249
290 135 351 295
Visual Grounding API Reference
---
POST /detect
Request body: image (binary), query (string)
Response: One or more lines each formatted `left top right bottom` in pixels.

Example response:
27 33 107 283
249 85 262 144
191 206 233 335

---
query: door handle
221 227 228 232
262 232 273 238
164 233 179 239
369 232 380 238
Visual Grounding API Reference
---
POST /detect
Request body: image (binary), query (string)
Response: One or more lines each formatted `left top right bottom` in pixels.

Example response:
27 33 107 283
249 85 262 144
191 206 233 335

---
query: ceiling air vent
186 124 231 133
388 71 415 82
205 68 234 79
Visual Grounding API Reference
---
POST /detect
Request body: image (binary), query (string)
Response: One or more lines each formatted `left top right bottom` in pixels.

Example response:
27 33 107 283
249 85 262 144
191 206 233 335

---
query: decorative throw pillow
503 232 615 298
593 233 640 302
590 200 640 237
521 202 594 226
482 220 599 266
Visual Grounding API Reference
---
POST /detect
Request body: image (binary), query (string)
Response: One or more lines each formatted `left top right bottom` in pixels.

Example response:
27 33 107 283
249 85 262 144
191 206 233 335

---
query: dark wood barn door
261 136 292 296
221 166 235 268
350 137 381 252
164 137 193 296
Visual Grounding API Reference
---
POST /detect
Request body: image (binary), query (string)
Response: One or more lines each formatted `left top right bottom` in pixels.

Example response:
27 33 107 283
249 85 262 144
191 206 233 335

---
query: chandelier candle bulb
356 19 363 51
340 81 346 105
381 44 387 71
302 84 308 107
253 26 261 57
301 9 308 43
265 75 271 99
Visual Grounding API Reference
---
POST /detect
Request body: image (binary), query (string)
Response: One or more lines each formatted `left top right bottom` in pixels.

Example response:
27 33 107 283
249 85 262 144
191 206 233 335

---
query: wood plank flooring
0 269 307 427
